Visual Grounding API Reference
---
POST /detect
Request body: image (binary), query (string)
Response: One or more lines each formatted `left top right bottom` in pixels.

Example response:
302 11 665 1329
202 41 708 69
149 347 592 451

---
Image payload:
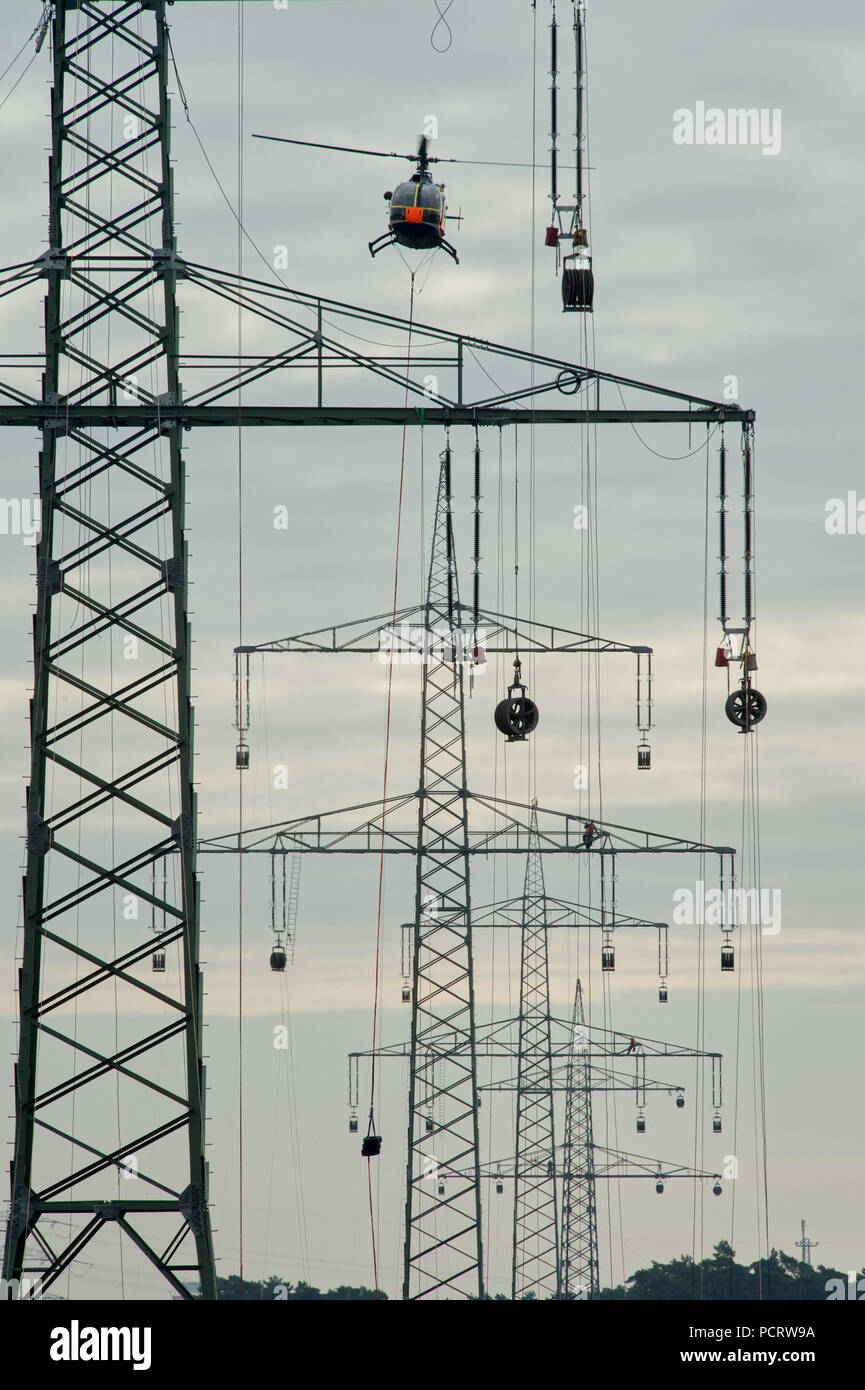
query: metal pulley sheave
561 258 594 311
494 656 539 741
718 642 766 732
725 680 767 731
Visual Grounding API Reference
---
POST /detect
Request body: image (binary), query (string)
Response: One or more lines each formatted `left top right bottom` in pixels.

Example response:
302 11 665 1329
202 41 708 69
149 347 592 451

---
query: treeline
595 1242 857 1301
217 1275 386 1300
217 1243 860 1301
216 1276 508 1301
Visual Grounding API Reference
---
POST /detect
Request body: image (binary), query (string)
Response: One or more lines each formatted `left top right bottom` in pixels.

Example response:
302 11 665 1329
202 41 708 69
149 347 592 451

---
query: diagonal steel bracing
0 0 755 1308
0 248 757 428
561 979 599 1298
512 804 560 1299
3 0 215 1300
404 447 484 1300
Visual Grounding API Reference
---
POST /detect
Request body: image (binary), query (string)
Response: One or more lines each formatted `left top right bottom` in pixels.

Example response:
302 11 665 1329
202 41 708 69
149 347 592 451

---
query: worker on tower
625 1037 638 1055
583 820 597 849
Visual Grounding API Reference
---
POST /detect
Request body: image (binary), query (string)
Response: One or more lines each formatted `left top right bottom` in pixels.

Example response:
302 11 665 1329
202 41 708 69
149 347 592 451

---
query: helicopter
251 130 539 264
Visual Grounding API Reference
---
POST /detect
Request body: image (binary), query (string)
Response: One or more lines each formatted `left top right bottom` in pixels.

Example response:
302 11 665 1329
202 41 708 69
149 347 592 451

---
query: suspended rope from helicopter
362 271 420 1295
395 242 438 296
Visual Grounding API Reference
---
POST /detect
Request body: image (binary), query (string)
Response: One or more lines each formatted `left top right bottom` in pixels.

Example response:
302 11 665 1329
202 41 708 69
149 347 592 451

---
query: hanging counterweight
235 650 251 768
718 425 766 730
494 655 540 741
546 2 594 311
636 650 653 769
268 846 301 971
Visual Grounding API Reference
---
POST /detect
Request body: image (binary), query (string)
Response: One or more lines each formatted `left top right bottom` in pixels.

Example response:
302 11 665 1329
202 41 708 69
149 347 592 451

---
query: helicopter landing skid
368 234 396 258
368 234 459 265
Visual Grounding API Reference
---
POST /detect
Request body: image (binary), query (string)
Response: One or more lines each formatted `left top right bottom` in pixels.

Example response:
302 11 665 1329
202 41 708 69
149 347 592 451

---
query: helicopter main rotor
251 132 538 170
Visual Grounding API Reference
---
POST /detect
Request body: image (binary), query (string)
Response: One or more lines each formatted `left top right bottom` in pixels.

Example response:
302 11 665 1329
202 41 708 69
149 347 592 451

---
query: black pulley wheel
495 695 540 738
494 699 512 735
562 266 594 310
725 686 767 729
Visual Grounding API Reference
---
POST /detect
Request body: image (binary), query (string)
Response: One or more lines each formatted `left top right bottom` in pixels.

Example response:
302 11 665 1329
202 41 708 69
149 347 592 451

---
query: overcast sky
0 0 863 1299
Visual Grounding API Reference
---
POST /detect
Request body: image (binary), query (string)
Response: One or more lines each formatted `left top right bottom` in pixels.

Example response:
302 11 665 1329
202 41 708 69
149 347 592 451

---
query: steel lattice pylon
404 447 484 1300
561 979 599 1298
2 0 216 1300
512 804 559 1299
0 0 759 1310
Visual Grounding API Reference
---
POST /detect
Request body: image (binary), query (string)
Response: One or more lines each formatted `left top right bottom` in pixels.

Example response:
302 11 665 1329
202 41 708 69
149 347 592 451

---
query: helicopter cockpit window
391 180 442 211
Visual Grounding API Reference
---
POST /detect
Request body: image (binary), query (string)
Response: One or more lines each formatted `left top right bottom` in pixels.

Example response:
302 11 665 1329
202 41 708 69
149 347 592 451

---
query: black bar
719 440 727 626
444 447 455 630
743 429 752 625
473 439 480 627
551 17 559 204
0 405 755 428
575 4 584 207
